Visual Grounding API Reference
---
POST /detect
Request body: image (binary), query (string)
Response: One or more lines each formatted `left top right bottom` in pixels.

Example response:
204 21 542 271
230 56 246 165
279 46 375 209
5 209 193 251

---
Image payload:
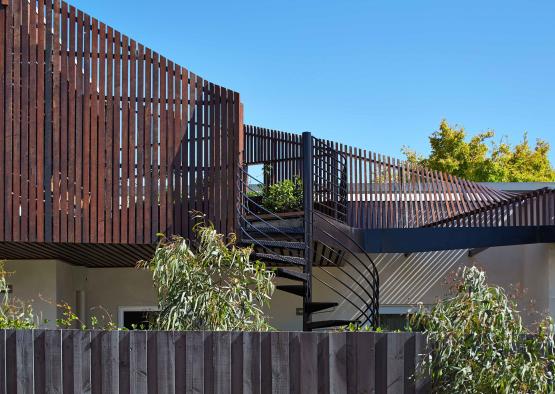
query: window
118 306 158 330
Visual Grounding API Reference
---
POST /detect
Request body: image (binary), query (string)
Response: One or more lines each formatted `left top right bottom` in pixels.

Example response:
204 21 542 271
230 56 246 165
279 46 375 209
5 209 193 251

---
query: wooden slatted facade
0 0 243 252
244 124 303 185
0 0 553 266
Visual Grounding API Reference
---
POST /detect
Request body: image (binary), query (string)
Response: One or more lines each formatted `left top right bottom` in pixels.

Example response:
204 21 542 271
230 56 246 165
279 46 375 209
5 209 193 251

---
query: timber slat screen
244 124 302 185
0 329 430 393
244 126 555 229
0 0 242 245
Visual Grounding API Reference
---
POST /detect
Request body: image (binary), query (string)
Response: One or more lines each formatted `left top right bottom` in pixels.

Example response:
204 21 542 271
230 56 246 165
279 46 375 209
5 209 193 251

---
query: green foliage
140 223 275 331
56 302 118 330
341 323 385 333
0 261 117 330
403 120 555 182
411 266 555 393
0 262 36 329
261 177 303 213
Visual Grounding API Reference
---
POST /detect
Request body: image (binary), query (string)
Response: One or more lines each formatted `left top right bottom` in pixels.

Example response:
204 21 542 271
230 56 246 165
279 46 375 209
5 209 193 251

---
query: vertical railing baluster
302 132 313 332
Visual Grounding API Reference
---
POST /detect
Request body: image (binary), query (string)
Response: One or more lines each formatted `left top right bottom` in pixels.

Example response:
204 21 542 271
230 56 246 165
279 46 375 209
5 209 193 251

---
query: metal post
302 132 313 331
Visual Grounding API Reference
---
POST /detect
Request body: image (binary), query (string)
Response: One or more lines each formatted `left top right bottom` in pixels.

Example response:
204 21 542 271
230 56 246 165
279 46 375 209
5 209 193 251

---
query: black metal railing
311 136 379 327
312 138 349 223
237 166 304 248
235 133 379 330
312 211 379 327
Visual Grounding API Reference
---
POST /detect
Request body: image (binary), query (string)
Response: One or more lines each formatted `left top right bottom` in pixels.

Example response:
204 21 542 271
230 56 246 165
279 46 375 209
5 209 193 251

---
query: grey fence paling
0 329 430 394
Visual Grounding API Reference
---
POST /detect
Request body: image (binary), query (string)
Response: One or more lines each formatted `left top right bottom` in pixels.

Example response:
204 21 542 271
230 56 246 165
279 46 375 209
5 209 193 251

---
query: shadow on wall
308 244 550 328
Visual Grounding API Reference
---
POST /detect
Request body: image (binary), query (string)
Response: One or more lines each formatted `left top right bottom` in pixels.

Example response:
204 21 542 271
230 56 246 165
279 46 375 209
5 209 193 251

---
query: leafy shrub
56 302 118 330
411 266 555 393
261 177 303 212
0 261 117 330
140 223 275 331
0 262 36 329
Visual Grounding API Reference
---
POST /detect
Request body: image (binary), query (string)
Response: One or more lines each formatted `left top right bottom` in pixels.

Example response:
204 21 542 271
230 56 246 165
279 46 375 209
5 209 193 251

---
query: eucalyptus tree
141 224 275 331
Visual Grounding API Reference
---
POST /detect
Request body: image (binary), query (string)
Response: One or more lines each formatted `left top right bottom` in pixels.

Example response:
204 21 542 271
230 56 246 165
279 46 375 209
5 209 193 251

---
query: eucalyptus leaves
140 224 275 331
411 266 555 393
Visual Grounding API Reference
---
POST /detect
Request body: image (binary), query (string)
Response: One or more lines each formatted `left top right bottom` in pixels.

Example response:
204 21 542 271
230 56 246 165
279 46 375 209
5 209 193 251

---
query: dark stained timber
0 0 552 270
0 0 242 257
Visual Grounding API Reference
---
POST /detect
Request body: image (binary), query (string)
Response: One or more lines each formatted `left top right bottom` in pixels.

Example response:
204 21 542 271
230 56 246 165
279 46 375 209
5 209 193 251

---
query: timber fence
0 329 430 393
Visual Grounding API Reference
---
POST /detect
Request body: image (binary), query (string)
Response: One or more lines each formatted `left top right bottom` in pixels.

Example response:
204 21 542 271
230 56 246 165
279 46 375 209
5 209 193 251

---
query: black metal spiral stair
237 132 379 331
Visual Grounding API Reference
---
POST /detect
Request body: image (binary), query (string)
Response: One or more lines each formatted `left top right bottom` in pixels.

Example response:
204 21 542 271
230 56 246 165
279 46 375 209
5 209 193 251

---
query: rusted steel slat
89 17 98 242
387 156 394 228
212 84 221 233
110 30 121 243
136 43 145 243
97 21 106 242
68 7 78 241
28 0 38 241
3 0 13 241
74 10 84 243
207 82 215 230
143 49 152 243
172 66 182 235
218 86 227 234
128 40 137 243
59 2 69 241
166 62 175 234
82 12 91 242
226 88 235 233
196 75 205 229
165 61 174 236
415 163 426 226
120 34 129 243
203 80 210 227
226 89 235 234
151 52 159 240
12 0 21 240
187 72 196 232
158 56 167 234
357 148 363 227
103 25 113 242
179 68 188 238
437 171 452 225
21 0 29 241
0 1 5 240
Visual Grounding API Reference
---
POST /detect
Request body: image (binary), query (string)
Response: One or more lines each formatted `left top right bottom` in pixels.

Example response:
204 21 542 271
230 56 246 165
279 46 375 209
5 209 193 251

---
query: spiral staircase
237 133 379 331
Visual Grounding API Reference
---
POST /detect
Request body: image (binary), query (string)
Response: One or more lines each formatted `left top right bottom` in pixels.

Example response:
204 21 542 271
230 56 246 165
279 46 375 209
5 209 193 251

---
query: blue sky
69 0 555 162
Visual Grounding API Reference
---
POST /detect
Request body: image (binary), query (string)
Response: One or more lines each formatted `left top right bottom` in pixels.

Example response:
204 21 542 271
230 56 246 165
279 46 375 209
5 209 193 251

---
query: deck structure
1 0 554 329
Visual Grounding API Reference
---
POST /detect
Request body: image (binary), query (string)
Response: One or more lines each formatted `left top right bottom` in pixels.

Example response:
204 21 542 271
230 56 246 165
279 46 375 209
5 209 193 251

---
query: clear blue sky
69 0 555 162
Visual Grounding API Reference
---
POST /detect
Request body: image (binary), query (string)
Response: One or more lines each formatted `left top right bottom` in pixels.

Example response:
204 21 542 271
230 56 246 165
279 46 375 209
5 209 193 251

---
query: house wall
3 242 553 330
268 243 553 330
85 268 157 326
3 260 84 328
3 261 156 328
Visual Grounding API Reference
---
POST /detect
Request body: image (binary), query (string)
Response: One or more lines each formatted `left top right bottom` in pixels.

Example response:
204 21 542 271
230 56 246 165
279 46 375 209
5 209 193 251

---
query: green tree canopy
402 120 555 182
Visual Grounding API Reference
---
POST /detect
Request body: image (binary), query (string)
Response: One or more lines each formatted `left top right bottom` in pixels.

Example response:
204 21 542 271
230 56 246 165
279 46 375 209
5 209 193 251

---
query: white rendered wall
268 243 553 330
3 260 84 328
3 242 554 330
